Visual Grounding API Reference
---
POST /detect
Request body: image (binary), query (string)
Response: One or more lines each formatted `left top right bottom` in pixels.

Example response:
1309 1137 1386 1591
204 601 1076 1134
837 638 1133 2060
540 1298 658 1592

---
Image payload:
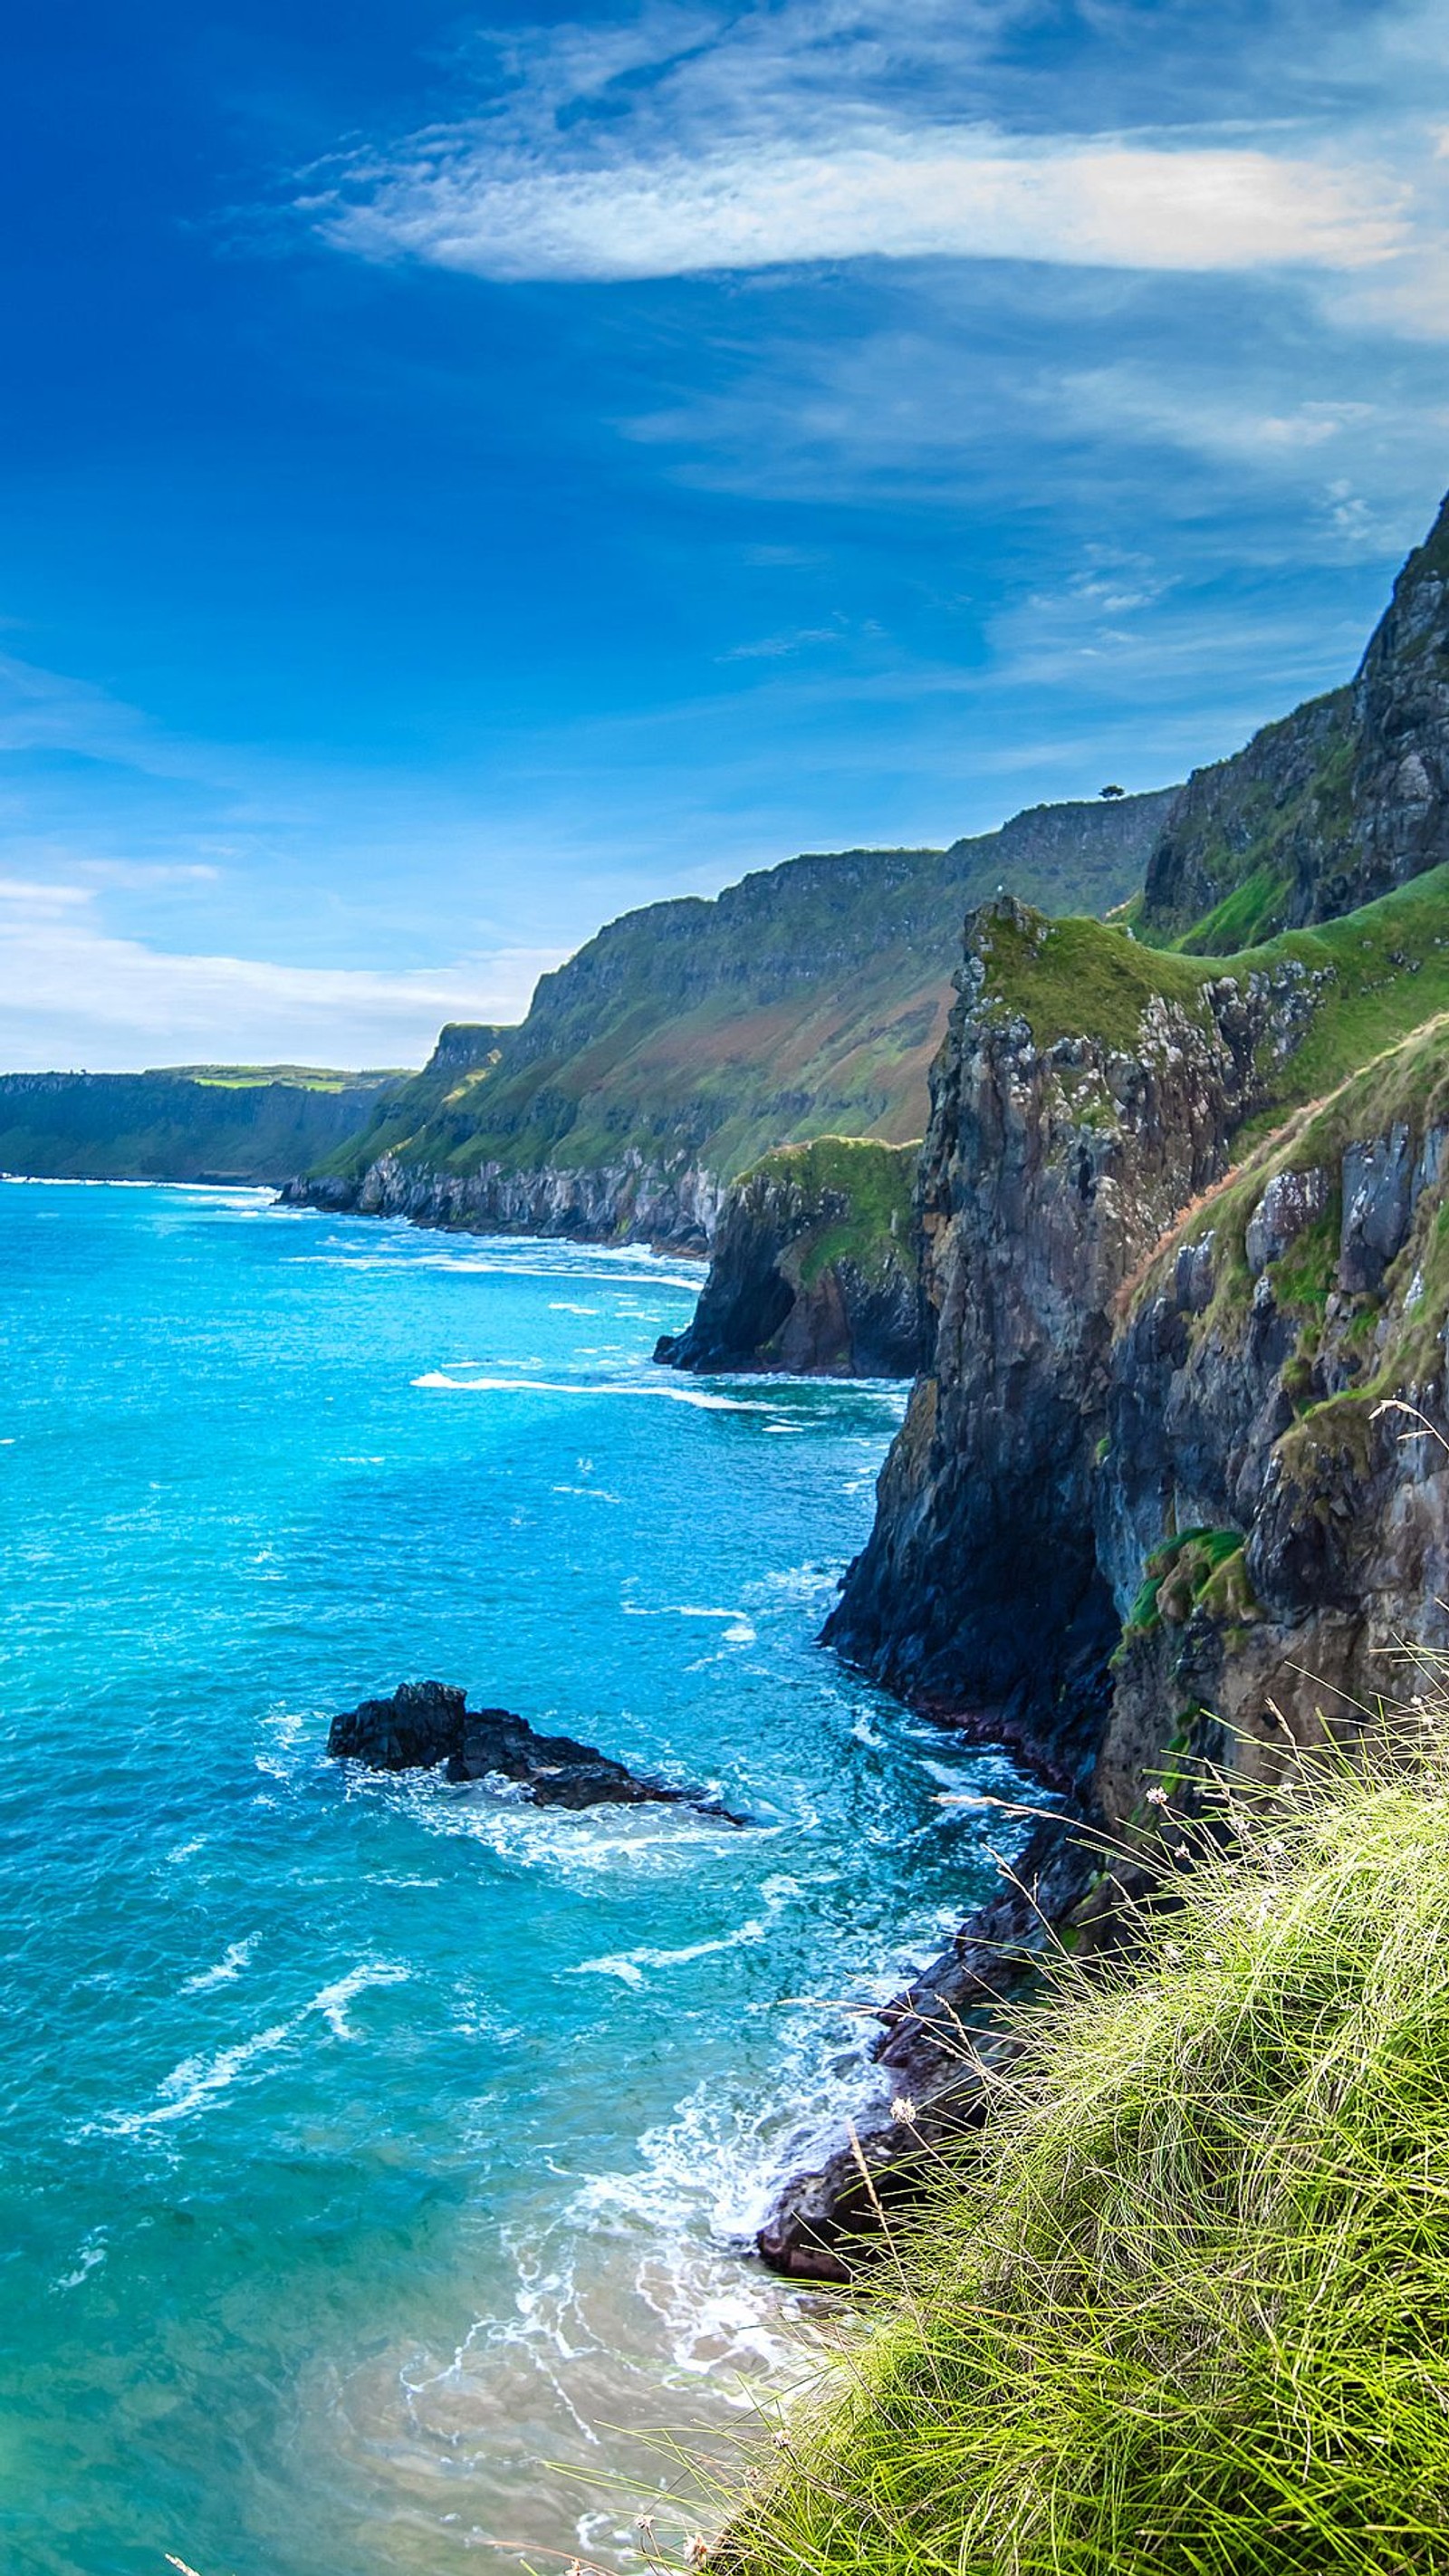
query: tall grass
716 1734 1449 2576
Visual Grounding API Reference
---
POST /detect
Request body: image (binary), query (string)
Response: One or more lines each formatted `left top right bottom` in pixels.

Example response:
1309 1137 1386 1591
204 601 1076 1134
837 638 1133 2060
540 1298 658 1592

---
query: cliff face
1139 489 1449 950
1094 1019 1449 1830
301 1145 724 1255
656 1138 920 1376
758 489 1449 2276
299 793 1173 1249
822 898 1332 1781
0 1066 400 1187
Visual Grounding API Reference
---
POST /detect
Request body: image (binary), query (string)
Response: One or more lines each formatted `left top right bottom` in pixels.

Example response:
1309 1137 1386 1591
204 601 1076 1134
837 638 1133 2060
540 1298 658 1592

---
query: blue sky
2 0 1447 1068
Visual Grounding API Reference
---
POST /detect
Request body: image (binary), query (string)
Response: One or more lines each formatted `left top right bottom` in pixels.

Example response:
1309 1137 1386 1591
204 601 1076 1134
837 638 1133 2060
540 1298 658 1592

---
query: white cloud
297 0 1426 288
0 881 561 1072
318 130 1403 284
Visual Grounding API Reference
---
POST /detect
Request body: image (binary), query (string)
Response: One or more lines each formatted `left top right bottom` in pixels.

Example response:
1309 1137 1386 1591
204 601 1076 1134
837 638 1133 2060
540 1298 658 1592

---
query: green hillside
311 794 1172 1204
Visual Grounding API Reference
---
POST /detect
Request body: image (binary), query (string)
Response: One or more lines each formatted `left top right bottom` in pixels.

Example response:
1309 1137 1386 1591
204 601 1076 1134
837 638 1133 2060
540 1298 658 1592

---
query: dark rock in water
327 1679 745 1820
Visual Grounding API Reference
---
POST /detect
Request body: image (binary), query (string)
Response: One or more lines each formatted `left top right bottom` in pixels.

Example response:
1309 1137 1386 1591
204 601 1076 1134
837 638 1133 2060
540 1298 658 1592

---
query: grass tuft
716 1733 1449 2576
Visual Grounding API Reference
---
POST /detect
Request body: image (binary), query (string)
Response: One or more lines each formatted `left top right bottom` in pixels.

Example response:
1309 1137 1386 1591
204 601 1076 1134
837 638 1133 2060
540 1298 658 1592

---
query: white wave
354 1765 753 1880
620 1601 749 1621
312 1959 411 2039
107 2019 298 2134
571 2028 891 2255
97 1959 413 2134
52 2232 108 2293
571 1877 799 1988
181 1937 257 1994
412 1371 777 1413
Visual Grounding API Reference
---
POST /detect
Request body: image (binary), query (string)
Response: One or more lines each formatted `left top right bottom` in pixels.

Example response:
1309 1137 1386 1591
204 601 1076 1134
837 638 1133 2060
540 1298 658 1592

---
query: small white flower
1163 1942 1184 1966
686 2535 710 2569
891 2094 917 2126
1145 1786 1171 1810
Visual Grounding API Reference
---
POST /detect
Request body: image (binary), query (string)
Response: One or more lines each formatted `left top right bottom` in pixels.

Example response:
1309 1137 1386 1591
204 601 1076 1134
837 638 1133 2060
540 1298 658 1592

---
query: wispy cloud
296 0 1432 291
316 130 1403 284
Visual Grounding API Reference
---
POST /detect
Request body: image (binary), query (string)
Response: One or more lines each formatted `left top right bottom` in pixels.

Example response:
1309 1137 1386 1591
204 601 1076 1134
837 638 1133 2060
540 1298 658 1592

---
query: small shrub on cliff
717 1734 1449 2576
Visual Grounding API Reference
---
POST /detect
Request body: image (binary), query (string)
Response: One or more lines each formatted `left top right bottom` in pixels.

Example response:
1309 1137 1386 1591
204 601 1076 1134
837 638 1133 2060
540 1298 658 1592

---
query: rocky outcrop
757 1815 1097 2277
1139 487 1449 948
656 1138 920 1377
822 897 1327 1785
328 1678 744 1818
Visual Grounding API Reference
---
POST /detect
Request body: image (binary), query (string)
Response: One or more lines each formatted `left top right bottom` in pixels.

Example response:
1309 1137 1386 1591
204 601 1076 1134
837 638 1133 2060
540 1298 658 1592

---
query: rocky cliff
655 1138 920 1377
765 922 1449 2272
0 1065 402 1187
296 793 1172 1250
762 488 1449 2273
1094 1013 1449 1831
819 882 1444 1780
1138 488 1449 950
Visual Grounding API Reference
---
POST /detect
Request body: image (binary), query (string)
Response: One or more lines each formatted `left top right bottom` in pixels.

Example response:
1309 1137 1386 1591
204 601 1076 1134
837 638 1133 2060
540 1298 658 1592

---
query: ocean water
0 1182 1026 2576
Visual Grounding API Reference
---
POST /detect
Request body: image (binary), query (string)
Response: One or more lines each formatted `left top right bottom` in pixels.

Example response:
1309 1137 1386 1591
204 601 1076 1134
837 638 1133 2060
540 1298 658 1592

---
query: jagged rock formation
656 1138 920 1378
1139 489 1449 950
0 1065 401 1187
294 793 1172 1251
328 1678 744 1818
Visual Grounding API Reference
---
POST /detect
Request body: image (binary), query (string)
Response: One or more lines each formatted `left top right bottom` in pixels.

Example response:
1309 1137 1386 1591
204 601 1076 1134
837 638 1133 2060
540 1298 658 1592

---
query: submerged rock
327 1679 744 1820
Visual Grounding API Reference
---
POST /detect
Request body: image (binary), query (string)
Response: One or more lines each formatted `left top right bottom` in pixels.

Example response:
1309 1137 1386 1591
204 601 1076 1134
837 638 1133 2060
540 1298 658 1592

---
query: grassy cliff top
149 1063 408 1091
975 864 1449 1129
741 1136 917 1286
720 1745 1449 2576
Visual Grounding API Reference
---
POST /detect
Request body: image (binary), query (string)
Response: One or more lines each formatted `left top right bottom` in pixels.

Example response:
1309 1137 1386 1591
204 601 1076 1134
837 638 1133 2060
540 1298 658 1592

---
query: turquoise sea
0 1182 1023 2576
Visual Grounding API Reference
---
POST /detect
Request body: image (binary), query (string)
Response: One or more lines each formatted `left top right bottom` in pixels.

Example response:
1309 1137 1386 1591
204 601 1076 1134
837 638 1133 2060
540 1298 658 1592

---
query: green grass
979 866 1449 1142
744 1137 916 1287
1123 1527 1244 1635
719 1739 1449 2576
163 1063 407 1092
1174 860 1292 956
